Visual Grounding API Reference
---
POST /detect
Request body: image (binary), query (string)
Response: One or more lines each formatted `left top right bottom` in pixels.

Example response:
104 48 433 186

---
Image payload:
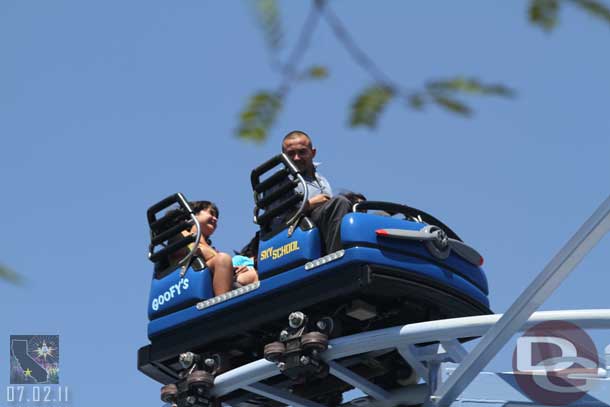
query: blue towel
232 255 254 268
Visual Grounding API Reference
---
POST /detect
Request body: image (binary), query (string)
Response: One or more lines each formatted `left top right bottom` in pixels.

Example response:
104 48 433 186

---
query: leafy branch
238 0 609 141
350 78 514 127
324 4 515 125
251 0 284 69
238 0 327 142
0 264 22 285
238 92 282 143
529 0 610 31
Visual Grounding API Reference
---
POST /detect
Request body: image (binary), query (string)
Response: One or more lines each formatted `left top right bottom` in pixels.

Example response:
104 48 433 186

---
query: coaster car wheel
301 332 328 353
263 341 286 362
186 370 214 390
160 383 178 403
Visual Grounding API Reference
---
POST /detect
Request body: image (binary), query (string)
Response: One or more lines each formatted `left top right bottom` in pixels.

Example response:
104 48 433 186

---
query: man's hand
305 194 330 213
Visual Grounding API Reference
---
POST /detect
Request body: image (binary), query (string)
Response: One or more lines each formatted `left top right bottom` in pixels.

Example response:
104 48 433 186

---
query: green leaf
237 91 283 142
0 264 22 284
529 0 560 31
306 65 329 79
570 0 610 25
254 0 283 50
408 94 425 110
432 96 472 116
427 77 514 97
350 85 394 128
483 84 516 97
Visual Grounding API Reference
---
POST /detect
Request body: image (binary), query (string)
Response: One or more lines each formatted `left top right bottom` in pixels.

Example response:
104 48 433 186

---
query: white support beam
428 361 442 396
388 385 430 406
327 360 392 401
412 342 463 364
347 384 430 407
441 340 468 363
432 195 610 407
414 343 445 362
397 344 429 379
243 383 327 407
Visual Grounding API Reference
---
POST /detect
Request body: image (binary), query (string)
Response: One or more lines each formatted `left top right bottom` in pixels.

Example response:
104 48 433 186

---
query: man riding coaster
281 130 352 254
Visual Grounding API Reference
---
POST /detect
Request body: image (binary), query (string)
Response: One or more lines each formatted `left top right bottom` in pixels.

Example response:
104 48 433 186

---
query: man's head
281 130 316 176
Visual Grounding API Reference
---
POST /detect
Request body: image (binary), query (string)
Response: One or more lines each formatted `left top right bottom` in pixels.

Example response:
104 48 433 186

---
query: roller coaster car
137 154 492 407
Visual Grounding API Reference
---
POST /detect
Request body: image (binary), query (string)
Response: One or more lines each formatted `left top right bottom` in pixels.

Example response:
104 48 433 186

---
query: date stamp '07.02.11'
7 335 70 405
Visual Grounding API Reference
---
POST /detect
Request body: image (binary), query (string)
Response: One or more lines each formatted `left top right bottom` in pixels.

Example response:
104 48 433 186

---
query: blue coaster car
138 154 491 405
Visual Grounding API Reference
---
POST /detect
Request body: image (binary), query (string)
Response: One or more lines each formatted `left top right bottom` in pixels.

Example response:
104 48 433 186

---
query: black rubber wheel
301 332 328 353
263 341 285 362
160 384 178 403
186 370 214 389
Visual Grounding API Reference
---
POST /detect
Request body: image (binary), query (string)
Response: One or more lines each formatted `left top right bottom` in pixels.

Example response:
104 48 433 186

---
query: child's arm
180 230 216 262
197 241 217 262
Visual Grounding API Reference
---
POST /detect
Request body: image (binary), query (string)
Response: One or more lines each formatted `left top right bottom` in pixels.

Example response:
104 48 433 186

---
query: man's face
282 135 316 174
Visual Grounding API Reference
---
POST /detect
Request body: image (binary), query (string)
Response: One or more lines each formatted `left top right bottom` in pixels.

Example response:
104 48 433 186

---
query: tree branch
277 1 323 96
320 3 404 92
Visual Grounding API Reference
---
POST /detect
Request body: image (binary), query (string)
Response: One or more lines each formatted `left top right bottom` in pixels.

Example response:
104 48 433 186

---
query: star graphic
24 368 32 377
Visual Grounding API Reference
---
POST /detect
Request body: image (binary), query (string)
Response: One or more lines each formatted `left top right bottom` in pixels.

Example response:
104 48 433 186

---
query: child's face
195 207 218 237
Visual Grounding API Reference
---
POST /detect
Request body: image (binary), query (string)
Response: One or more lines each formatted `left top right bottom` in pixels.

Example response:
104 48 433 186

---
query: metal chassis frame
207 195 610 407
210 309 610 406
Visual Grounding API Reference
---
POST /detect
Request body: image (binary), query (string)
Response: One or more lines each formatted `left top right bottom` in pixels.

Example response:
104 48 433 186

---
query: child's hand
234 265 252 275
197 243 217 262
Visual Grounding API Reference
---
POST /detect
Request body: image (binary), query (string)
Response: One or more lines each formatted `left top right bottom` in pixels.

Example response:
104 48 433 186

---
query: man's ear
311 147 317 158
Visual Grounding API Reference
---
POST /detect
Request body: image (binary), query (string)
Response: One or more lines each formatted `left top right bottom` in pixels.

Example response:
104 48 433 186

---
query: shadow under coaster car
137 154 492 406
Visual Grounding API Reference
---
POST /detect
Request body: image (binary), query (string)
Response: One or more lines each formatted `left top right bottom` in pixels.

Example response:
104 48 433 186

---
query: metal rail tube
211 309 610 397
433 196 610 406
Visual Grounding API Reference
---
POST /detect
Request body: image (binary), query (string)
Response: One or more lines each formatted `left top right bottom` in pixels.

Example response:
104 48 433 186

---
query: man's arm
305 194 331 213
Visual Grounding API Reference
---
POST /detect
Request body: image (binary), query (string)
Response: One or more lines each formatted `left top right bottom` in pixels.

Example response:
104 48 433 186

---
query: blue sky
1 1 609 406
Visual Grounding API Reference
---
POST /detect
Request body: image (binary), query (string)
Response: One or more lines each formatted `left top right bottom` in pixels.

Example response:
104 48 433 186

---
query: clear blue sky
1 1 609 406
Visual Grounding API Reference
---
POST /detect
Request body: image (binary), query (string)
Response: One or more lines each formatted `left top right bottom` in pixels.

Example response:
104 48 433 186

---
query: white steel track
211 309 610 405
433 194 610 406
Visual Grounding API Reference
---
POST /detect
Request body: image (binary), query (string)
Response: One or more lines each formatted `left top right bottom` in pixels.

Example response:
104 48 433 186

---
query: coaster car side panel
147 245 490 339
139 262 369 383
148 267 213 320
257 226 322 276
340 213 489 294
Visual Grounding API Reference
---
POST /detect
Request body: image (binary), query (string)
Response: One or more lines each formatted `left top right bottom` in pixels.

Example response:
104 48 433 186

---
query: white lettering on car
151 278 190 311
